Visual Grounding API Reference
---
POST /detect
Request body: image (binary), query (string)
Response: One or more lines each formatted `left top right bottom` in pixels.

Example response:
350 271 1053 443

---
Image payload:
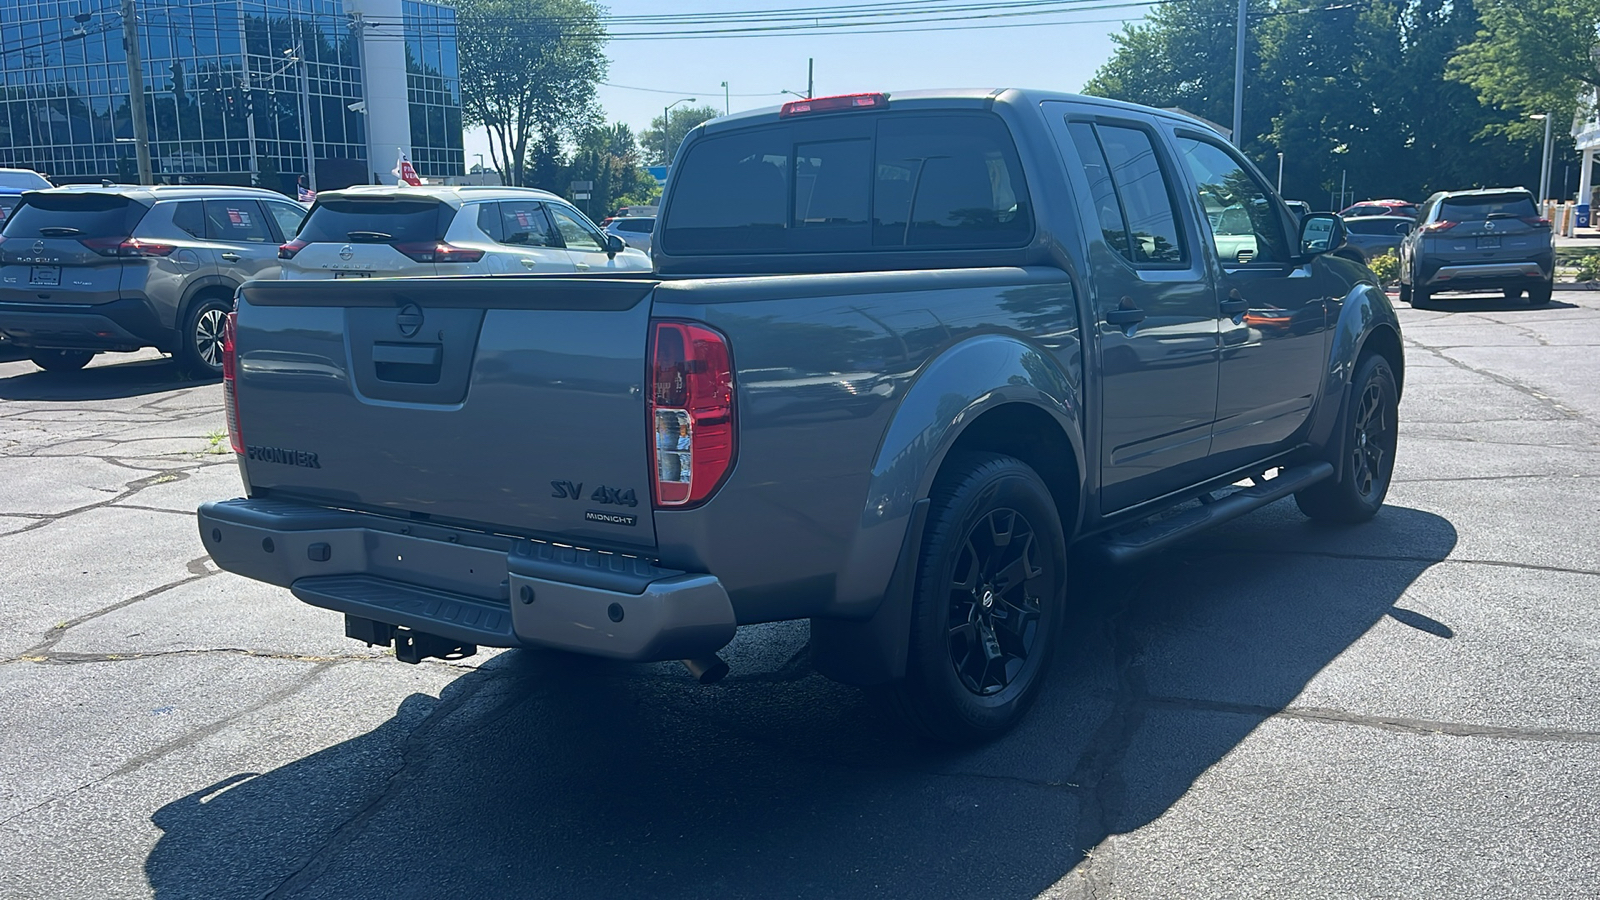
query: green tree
557 123 658 216
639 104 724 166
1449 0 1600 135
457 0 608 187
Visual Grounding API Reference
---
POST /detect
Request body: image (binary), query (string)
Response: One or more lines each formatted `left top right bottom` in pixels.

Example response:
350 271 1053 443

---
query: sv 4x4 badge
550 481 639 507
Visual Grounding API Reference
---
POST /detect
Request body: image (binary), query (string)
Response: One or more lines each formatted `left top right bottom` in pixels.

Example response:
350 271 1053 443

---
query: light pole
720 81 729 115
1531 112 1554 202
286 47 315 192
663 97 695 166
1231 0 1246 145
119 0 153 184
1277 151 1284 194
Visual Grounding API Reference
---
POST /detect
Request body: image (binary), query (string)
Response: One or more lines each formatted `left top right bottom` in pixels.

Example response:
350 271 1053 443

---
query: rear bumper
0 298 163 351
197 497 736 662
1420 258 1552 289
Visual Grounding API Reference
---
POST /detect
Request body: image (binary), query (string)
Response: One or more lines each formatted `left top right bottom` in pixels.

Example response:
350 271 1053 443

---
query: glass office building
0 0 462 189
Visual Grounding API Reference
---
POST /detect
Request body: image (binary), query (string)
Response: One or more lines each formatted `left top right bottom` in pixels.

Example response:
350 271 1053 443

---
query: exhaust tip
682 655 730 685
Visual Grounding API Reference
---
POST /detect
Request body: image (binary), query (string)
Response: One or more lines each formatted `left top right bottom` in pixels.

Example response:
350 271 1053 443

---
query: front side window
264 202 307 241
547 205 604 251
1177 136 1289 265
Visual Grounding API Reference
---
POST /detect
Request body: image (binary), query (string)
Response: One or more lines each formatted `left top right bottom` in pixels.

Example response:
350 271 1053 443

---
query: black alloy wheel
877 452 1066 744
181 296 232 377
1295 353 1399 523
30 350 95 373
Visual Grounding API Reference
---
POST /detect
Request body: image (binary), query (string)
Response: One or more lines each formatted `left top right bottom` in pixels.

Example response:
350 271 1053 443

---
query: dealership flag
393 149 422 187
297 185 316 202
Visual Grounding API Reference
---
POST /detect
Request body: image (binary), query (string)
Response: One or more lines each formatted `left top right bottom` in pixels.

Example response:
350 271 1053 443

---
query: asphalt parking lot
2 291 1597 899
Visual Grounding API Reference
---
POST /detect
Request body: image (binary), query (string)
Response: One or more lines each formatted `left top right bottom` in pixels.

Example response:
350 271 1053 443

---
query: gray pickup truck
199 89 1403 743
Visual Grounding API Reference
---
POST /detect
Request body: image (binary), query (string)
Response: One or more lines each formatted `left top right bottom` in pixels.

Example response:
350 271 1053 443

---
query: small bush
1574 253 1600 282
1367 250 1400 285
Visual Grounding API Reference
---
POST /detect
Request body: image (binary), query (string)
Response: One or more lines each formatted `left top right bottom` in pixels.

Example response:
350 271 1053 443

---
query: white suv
278 185 651 279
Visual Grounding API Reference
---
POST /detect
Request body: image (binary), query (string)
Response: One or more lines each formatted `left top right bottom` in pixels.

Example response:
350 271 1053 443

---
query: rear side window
2 193 145 239
663 112 1031 255
494 200 560 247
297 199 452 244
1438 194 1536 221
203 200 273 243
1066 121 1186 265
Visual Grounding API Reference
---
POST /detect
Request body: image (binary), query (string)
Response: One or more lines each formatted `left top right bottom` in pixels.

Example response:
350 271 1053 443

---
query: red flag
393 149 422 187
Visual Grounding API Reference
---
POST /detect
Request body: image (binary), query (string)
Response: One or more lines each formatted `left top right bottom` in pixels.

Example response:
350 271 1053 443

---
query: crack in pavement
1186 547 1600 579
0 660 344 829
0 465 203 538
1402 337 1595 427
1140 694 1600 745
16 648 386 665
3 556 221 663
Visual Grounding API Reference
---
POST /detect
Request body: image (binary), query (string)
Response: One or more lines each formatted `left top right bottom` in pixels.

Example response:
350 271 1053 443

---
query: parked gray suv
0 184 307 374
1398 187 1554 307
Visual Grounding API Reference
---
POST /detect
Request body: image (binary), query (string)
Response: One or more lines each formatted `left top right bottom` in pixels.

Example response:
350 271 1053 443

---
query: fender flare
1304 279 1404 473
812 333 1086 686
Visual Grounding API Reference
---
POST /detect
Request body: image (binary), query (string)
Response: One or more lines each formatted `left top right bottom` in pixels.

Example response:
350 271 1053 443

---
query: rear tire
31 350 95 372
1295 353 1398 524
1398 282 1411 304
1528 280 1552 305
874 452 1067 745
179 294 232 378
1411 285 1432 309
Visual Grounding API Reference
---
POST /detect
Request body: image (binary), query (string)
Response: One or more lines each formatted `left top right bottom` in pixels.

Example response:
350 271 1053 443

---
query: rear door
0 192 147 305
232 276 661 549
203 199 281 284
1048 108 1221 513
285 197 450 279
473 200 573 273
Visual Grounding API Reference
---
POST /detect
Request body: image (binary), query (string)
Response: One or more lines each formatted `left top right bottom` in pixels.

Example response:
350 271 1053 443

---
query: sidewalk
1553 225 1600 247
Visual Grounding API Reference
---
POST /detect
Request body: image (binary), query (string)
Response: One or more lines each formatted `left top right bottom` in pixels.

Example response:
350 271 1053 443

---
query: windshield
0 170 50 190
297 199 453 243
1 193 144 239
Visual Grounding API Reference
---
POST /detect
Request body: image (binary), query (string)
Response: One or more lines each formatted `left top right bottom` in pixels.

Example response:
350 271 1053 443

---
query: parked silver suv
1398 187 1554 307
0 184 307 374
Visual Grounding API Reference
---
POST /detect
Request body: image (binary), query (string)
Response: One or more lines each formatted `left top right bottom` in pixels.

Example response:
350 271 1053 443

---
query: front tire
31 350 95 372
1295 353 1399 524
876 453 1067 744
179 295 232 378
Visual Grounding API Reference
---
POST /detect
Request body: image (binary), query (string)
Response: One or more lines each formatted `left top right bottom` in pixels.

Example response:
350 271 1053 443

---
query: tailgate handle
372 342 443 384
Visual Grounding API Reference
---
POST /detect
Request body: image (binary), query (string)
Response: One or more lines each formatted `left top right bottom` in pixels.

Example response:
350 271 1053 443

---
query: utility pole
120 0 153 184
1231 0 1246 146
1539 111 1554 201
807 58 814 98
1277 151 1284 194
291 48 316 192
350 12 377 184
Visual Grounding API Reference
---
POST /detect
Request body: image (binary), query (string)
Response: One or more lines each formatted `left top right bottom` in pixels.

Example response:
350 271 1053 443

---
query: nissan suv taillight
222 311 244 454
650 321 735 507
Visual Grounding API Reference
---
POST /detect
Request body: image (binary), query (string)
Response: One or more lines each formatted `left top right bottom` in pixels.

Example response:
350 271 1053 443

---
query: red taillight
392 241 485 263
649 320 735 508
1422 220 1457 233
78 236 175 257
222 311 244 454
779 92 888 118
278 238 308 259
1522 216 1551 228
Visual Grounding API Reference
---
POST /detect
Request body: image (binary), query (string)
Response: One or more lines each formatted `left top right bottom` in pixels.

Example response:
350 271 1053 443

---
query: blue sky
461 0 1149 167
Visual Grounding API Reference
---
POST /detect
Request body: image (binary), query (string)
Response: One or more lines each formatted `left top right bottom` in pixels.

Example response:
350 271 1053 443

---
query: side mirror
1394 221 1413 236
605 234 625 257
1299 213 1347 258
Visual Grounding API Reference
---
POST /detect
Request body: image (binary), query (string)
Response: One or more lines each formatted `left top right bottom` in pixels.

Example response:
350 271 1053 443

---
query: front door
547 205 622 271
1048 108 1220 514
1171 133 1330 468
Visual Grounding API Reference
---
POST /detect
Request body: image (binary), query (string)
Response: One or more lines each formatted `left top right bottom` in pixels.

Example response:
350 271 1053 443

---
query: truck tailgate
232 276 660 550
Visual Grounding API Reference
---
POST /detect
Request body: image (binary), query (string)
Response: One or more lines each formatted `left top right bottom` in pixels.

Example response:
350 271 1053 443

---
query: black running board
1090 462 1335 565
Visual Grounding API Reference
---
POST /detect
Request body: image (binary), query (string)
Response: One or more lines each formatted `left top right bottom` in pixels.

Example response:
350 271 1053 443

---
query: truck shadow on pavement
145 504 1457 900
1411 297 1580 313
0 355 211 401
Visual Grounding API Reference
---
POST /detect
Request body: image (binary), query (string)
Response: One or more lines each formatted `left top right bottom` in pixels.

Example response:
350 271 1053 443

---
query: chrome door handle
575 262 591 270
520 258 538 267
220 252 241 261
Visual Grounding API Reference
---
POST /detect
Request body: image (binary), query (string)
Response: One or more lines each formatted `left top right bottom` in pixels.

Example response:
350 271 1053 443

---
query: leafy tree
457 0 608 186
557 123 659 216
1449 0 1600 136
639 104 724 166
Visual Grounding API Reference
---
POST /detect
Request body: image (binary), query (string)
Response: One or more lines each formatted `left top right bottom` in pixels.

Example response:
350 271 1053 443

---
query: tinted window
1066 122 1133 260
171 201 204 238
1346 219 1404 235
1178 136 1290 264
1094 125 1185 264
663 112 1031 255
617 218 654 233
297 199 452 243
874 115 1029 248
2 193 144 239
0 171 50 189
264 201 307 240
548 205 604 251
204 200 273 243
0 196 20 224
1439 193 1537 221
495 201 559 247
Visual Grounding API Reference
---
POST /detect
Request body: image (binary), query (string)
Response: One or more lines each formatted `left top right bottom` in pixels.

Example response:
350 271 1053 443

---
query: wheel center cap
981 589 995 609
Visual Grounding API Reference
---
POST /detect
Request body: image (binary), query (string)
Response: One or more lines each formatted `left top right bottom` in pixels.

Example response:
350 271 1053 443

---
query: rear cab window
298 199 454 245
1 193 146 239
662 110 1032 255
